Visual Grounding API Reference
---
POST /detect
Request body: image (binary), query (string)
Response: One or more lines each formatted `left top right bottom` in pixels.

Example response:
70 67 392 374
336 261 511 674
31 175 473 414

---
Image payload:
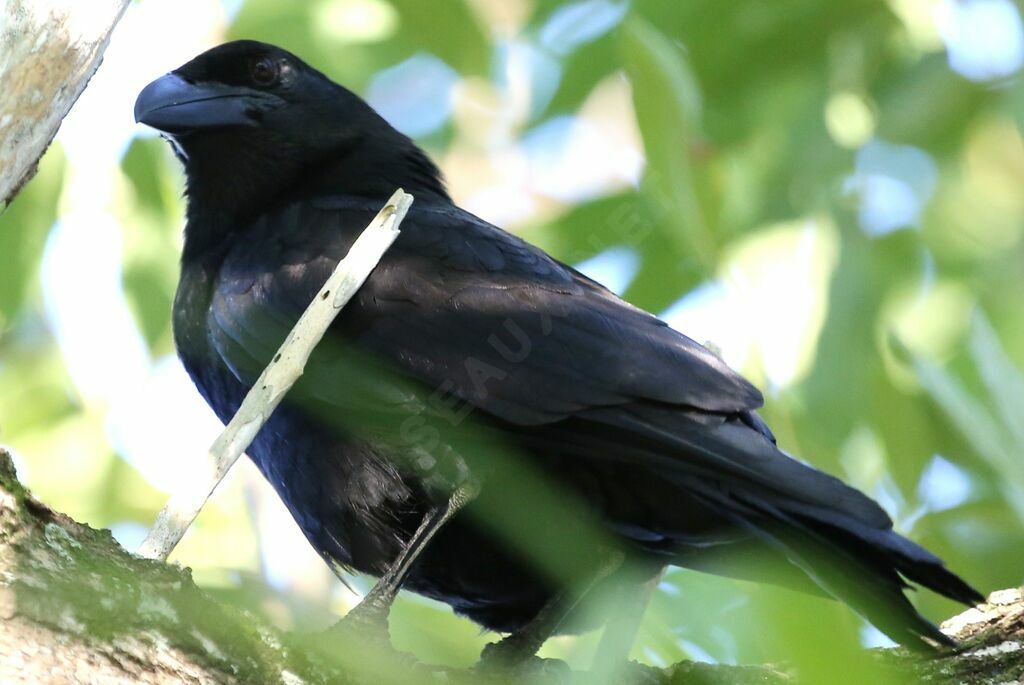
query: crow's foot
476 640 571 683
304 604 416 680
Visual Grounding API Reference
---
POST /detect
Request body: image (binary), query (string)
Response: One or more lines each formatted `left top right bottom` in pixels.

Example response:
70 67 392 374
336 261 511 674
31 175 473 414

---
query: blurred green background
1 0 1023 679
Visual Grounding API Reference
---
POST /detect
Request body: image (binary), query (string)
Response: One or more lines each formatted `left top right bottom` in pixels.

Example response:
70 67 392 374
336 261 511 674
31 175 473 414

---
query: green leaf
619 16 716 273
907 332 1024 524
967 311 1024 452
0 145 65 326
910 351 1011 472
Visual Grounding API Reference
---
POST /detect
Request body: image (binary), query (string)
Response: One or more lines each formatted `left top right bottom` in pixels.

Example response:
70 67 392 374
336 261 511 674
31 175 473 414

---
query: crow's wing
207 196 762 423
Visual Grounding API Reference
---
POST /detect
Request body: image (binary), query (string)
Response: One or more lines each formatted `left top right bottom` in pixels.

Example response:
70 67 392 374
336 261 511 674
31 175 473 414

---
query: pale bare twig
137 189 414 561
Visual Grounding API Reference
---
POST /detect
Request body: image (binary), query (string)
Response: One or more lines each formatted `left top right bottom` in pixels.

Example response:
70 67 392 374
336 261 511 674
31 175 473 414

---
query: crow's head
136 40 446 220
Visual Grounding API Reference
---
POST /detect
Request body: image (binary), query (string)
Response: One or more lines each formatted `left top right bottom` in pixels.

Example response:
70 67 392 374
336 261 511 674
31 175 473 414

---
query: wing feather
208 197 763 426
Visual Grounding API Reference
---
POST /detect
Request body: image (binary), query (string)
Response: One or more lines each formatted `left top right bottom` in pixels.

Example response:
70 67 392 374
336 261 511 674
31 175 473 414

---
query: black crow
134 40 982 660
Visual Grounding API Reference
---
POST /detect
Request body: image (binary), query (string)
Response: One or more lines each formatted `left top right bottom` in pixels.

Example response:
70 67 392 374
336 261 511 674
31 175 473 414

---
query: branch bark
0 449 1021 684
0 0 129 206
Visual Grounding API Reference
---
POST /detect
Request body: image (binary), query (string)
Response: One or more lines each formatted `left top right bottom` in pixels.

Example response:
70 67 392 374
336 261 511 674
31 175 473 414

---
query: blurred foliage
1 0 1023 681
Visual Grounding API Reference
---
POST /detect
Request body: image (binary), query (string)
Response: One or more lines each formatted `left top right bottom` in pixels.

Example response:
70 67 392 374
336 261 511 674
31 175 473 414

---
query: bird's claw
476 640 571 683
329 601 392 644
312 605 418 679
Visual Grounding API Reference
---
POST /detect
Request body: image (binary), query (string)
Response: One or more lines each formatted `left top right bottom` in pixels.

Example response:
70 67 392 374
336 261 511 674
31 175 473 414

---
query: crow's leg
591 567 663 675
478 549 626 669
333 483 478 636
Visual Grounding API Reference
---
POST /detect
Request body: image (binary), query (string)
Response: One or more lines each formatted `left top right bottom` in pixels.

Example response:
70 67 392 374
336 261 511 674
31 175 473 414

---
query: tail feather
755 492 985 609
677 484 953 650
547 405 983 649
747 503 966 650
622 411 982 649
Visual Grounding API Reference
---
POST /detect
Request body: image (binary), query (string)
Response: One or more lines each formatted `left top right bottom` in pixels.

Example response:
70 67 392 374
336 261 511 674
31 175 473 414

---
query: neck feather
179 129 449 264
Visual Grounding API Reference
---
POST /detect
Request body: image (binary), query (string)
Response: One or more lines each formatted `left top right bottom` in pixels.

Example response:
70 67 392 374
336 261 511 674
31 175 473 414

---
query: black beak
134 73 284 135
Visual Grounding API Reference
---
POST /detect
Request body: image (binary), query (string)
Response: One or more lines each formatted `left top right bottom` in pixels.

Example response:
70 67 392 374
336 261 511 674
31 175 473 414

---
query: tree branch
0 0 129 206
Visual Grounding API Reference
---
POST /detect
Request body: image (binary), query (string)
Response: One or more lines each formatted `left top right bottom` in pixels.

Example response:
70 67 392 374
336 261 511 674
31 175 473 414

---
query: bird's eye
250 58 279 87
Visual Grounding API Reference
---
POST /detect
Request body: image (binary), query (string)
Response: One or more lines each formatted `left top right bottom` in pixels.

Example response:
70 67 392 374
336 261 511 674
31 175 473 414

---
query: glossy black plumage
138 40 982 650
